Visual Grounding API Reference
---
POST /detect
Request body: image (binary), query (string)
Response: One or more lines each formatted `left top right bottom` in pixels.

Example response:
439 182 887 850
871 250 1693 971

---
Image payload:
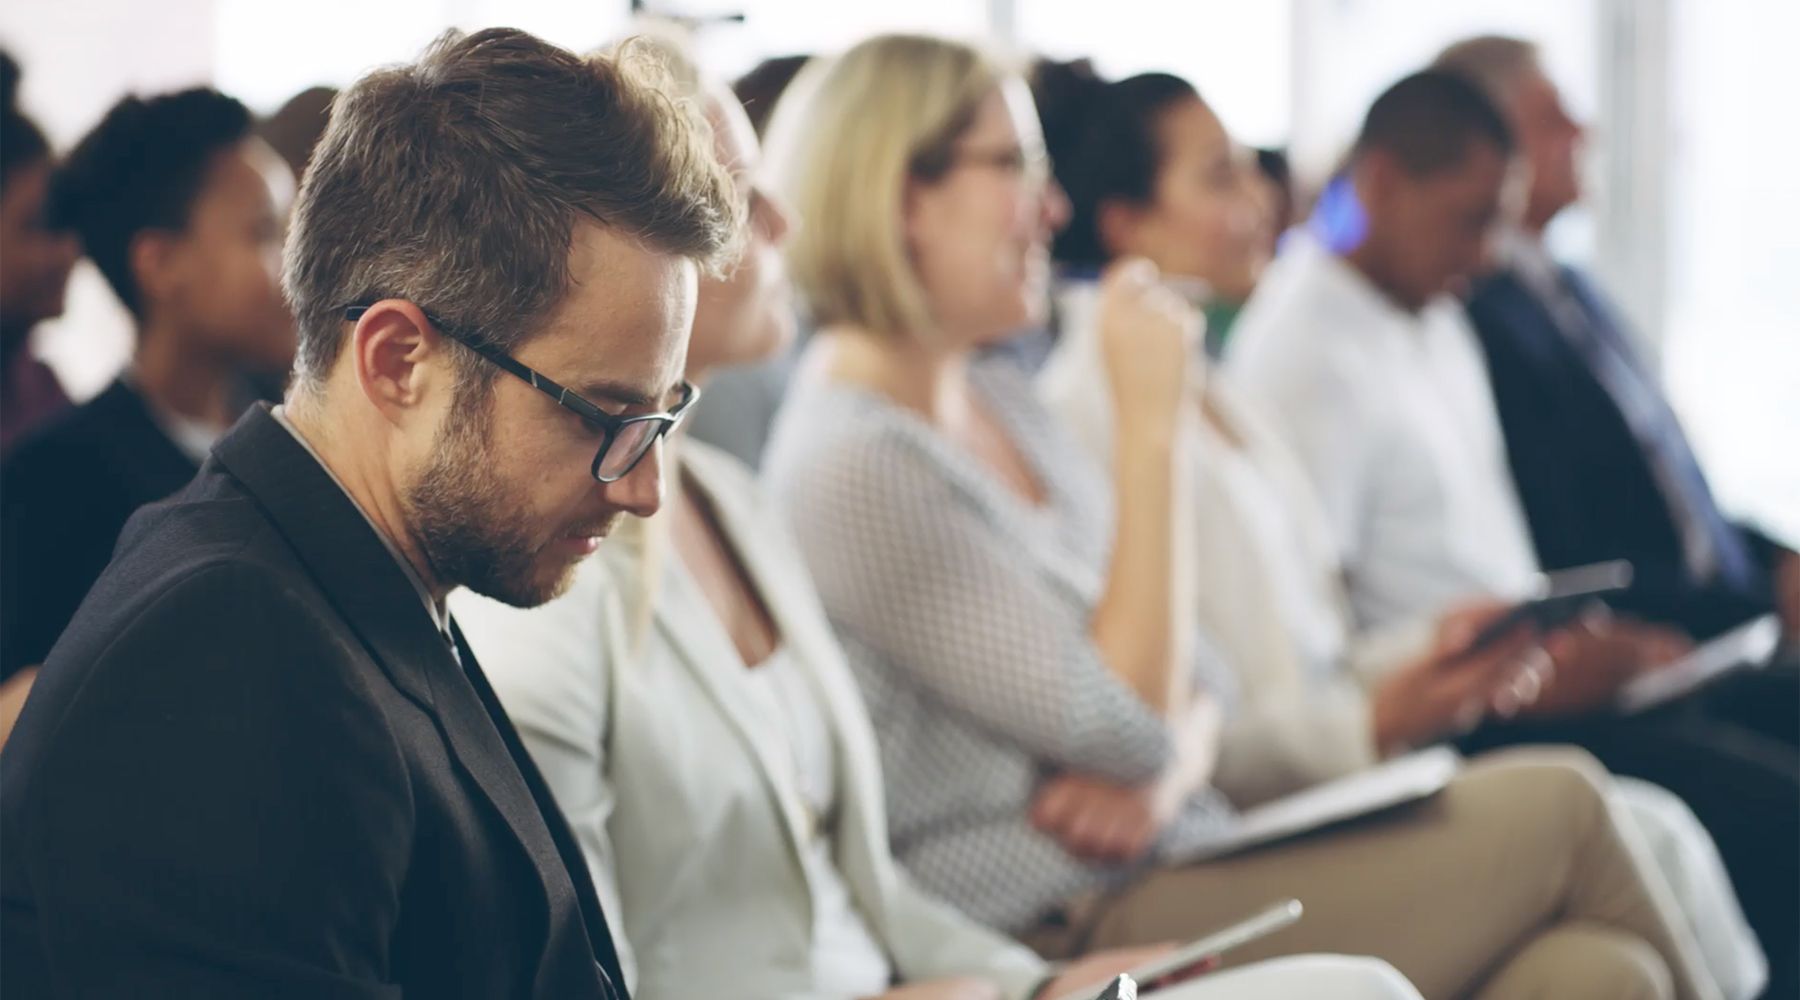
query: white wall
1662 0 1800 540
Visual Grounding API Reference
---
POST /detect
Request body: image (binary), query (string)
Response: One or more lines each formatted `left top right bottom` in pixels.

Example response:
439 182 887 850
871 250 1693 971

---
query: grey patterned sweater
763 358 1236 934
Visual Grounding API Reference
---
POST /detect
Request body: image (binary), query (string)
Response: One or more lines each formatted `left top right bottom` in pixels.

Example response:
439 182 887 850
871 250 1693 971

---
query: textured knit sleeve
776 427 1173 784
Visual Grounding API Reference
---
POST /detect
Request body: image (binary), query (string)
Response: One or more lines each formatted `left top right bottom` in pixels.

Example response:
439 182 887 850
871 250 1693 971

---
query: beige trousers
1035 748 1720 1000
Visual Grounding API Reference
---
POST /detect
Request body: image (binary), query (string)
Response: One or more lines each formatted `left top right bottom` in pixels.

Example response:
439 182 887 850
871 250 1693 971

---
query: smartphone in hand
1061 900 1304 999
1457 560 1634 659
1087 975 1137 1000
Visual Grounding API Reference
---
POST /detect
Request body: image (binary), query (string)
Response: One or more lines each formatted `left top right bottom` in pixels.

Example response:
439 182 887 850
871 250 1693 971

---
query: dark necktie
1555 266 1759 589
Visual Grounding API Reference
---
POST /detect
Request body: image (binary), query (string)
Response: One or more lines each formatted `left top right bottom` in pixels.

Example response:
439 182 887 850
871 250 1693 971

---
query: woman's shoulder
763 377 948 497
681 439 802 548
679 437 760 500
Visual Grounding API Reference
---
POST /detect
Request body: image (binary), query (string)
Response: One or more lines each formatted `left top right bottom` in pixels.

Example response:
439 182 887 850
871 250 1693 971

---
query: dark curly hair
49 87 254 316
1031 60 1199 270
1 50 51 189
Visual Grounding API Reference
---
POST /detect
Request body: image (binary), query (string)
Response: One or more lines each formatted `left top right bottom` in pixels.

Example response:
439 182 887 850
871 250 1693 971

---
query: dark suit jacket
1 379 201 680
1 405 628 999
1465 268 1775 638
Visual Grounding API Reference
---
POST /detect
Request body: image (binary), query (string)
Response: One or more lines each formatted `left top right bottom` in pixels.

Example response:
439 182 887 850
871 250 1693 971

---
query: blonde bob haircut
764 34 1012 340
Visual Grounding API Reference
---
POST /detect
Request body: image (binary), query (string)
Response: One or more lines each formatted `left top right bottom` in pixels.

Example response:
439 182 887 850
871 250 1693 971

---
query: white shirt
154 408 226 465
1225 234 1541 630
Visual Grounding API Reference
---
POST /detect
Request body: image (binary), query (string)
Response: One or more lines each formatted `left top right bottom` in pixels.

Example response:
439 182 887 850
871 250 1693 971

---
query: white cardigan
1038 288 1423 806
452 440 1047 1000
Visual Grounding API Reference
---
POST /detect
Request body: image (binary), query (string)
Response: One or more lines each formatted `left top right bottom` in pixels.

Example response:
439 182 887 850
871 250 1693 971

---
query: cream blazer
452 440 1046 1000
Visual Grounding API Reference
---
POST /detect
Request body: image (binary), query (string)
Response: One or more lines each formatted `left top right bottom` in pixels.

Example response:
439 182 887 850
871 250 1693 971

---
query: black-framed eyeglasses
344 305 700 483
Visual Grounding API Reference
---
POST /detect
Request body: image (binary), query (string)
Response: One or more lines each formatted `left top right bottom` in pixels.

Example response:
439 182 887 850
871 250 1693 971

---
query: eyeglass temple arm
343 304 582 402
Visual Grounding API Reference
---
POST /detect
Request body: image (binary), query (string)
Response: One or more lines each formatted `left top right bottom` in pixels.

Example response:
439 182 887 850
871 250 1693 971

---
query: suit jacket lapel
212 406 442 708
679 450 898 915
650 451 842 877
1558 267 1642 368
729 518 894 915
688 451 868 773
648 556 817 875
450 622 629 996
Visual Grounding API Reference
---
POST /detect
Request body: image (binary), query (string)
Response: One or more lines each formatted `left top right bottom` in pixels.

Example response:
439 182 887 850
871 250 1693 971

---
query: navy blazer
1464 267 1774 638
1 405 628 999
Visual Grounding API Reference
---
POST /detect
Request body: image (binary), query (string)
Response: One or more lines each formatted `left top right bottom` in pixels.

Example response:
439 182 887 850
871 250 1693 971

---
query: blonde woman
759 33 1722 1000
452 35 1421 1000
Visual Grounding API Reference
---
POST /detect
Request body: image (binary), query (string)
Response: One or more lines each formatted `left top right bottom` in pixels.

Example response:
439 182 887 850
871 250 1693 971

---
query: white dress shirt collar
1304 237 1428 330
1493 226 1579 320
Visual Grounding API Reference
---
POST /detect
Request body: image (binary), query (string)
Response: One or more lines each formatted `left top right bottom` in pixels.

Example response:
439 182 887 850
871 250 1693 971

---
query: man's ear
349 299 451 425
1352 153 1387 220
1355 149 1416 223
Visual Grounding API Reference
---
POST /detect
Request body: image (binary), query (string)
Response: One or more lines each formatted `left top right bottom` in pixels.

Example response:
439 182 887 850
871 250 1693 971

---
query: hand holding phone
1056 900 1303 1000
1131 900 1303 992
1456 560 1634 659
1087 975 1136 1000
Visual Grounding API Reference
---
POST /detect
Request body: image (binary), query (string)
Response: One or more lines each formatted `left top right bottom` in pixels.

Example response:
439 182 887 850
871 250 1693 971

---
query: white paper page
1167 747 1461 864
1616 614 1780 715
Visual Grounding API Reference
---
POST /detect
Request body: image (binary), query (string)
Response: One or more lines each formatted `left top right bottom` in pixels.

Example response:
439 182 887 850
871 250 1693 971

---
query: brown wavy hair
284 27 743 390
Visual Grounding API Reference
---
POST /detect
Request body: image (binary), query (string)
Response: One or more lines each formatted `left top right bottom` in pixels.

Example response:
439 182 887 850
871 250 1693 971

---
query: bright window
685 0 992 82
1662 0 1800 539
1016 0 1293 149
214 0 631 113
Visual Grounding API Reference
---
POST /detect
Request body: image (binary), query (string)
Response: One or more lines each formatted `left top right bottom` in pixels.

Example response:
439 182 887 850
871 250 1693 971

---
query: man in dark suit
1 27 740 999
1437 37 1799 996
1 86 296 692
1434 36 1797 646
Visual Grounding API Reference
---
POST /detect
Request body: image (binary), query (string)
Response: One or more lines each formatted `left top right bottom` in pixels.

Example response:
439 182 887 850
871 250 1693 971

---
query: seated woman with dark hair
1028 65 1765 999
1 78 294 746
